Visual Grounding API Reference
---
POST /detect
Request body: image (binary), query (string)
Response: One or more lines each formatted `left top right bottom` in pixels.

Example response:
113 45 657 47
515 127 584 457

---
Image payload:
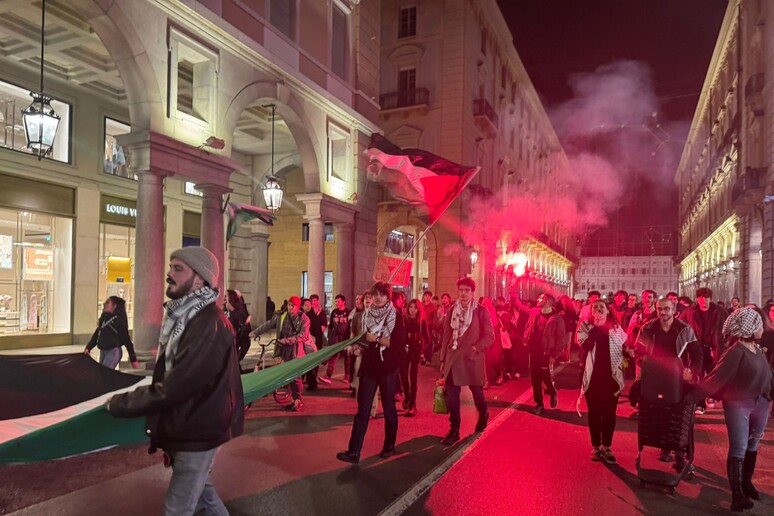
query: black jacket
86 314 137 363
108 304 244 453
360 311 406 377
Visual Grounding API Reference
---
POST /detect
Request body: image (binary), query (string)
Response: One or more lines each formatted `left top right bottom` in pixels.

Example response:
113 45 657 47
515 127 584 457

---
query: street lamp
470 250 479 268
22 0 60 160
261 103 283 212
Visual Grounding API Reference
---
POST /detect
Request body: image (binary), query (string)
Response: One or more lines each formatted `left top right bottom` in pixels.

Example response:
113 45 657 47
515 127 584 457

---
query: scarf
159 286 219 371
364 301 396 361
450 300 478 350
577 325 627 415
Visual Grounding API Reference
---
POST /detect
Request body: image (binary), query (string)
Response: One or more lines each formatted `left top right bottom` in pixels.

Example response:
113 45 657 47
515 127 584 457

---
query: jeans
529 350 556 406
444 370 487 432
400 348 421 408
165 448 228 516
326 349 351 378
289 375 303 401
723 396 771 459
99 348 122 369
586 390 619 447
347 371 399 455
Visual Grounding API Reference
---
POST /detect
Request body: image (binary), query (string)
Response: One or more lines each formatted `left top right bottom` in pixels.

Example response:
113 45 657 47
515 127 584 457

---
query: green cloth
0 336 361 464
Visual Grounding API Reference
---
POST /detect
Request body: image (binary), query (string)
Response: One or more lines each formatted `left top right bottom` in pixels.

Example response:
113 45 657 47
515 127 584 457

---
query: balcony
379 88 429 118
731 166 765 208
473 98 499 138
745 73 764 117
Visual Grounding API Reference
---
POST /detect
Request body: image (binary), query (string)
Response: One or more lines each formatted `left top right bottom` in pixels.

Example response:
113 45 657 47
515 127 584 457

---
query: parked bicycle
244 338 290 411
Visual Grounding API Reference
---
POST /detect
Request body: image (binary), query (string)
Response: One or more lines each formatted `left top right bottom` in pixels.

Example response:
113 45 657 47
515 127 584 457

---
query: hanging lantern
22 92 60 158
262 175 283 212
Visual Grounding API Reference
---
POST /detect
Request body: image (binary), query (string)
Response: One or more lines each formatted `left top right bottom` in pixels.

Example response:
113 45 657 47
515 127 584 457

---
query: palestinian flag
365 134 480 224
225 201 275 242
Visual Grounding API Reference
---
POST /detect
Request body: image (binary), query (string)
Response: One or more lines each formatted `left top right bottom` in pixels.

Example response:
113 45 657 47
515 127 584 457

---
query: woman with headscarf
578 300 628 465
691 307 774 512
85 296 138 369
337 282 406 464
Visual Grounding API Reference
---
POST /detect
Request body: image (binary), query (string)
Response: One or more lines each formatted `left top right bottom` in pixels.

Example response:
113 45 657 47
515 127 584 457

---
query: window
601 283 606 291
398 68 417 104
104 118 133 180
384 229 415 255
301 271 333 312
99 224 136 329
331 2 349 80
270 0 296 40
184 182 203 197
642 268 647 274
0 79 71 163
398 6 416 38
302 223 334 241
611 268 616 275
327 121 350 182
169 28 218 124
601 268 606 275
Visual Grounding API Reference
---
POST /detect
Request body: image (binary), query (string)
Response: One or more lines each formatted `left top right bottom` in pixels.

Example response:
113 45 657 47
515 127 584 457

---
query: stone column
250 222 271 324
307 217 326 299
196 183 231 302
335 222 354 303
133 169 167 360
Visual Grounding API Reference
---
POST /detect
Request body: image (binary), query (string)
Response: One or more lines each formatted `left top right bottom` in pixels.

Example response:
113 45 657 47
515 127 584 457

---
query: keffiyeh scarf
722 307 763 339
364 301 397 361
450 300 478 350
159 286 219 370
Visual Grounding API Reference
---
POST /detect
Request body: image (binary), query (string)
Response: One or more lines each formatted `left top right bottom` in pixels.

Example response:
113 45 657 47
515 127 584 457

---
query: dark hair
441 292 451 299
643 289 657 298
679 296 692 305
666 291 678 298
588 290 601 298
432 295 439 301
592 300 619 329
456 276 476 292
104 296 128 325
423 290 433 297
371 281 392 299
310 294 320 301
406 298 426 321
301 297 310 306
335 294 346 303
695 287 713 298
496 296 506 303
226 289 243 309
614 290 627 298
731 296 740 302
541 293 556 305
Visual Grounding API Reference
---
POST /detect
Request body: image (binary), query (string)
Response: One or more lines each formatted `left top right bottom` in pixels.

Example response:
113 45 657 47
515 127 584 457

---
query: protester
495 296 516 380
421 290 437 364
325 294 351 383
438 277 494 445
307 294 327 386
515 293 565 415
401 299 430 416
250 296 314 411
481 297 503 387
624 289 658 380
559 295 578 362
226 289 252 361
266 296 276 321
689 307 773 512
579 300 628 465
337 282 405 464
106 246 244 515
85 296 138 369
609 290 629 327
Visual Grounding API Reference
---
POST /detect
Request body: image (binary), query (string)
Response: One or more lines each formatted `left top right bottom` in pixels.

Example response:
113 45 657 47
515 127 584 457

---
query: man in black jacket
107 246 244 516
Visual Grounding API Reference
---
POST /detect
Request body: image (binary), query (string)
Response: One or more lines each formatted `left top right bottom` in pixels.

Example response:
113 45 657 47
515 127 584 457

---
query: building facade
576 256 679 300
676 0 774 306
378 0 577 301
0 0 382 352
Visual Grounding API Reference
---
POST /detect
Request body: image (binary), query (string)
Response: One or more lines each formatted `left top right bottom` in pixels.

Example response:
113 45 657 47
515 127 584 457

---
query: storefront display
99 195 137 329
0 207 72 337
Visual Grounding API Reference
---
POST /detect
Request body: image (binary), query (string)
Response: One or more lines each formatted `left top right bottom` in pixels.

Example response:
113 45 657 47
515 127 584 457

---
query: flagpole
386 222 437 285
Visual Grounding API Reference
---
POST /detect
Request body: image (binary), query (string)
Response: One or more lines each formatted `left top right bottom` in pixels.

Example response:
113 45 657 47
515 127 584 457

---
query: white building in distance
576 256 679 300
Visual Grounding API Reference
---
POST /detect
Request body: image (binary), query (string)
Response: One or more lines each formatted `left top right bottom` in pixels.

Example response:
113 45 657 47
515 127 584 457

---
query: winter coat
515 301 566 358
86 313 137 362
440 303 494 386
108 304 244 453
681 303 728 354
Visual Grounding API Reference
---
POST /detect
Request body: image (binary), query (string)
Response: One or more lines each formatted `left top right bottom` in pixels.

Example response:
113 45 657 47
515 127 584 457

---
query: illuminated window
169 28 218 125
327 121 350 182
104 118 134 180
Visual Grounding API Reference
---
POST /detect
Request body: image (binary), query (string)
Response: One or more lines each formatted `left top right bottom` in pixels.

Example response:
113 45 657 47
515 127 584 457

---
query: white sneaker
318 375 332 385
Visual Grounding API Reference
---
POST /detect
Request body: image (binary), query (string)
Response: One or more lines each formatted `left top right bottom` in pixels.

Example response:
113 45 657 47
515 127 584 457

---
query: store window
0 79 71 163
301 271 334 312
0 208 72 336
104 117 134 179
98 224 136 329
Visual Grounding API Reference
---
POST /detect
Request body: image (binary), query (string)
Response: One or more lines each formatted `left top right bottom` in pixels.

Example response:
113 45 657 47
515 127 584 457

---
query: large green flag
0 336 360 464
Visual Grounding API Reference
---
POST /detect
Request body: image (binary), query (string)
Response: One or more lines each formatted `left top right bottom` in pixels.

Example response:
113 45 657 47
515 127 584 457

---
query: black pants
502 347 514 376
586 389 618 447
529 350 556 406
325 348 351 378
444 370 487 431
514 342 530 377
400 348 421 408
347 371 399 455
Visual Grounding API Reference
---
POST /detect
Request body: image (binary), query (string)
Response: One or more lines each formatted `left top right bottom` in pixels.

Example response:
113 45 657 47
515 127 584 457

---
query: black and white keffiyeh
450 300 478 350
159 286 219 370
722 306 763 339
364 301 397 360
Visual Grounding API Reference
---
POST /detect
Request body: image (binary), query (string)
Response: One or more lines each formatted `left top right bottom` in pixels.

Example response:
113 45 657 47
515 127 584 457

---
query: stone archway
70 0 163 130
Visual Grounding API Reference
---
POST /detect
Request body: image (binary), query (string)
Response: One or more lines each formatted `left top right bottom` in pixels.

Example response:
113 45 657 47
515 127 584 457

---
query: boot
727 457 754 512
742 451 760 500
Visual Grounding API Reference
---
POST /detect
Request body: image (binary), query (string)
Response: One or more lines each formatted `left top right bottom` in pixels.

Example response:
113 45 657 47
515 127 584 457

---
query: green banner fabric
0 336 361 464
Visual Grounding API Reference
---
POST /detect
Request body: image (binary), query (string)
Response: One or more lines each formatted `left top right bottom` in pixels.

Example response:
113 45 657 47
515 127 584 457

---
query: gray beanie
170 246 219 287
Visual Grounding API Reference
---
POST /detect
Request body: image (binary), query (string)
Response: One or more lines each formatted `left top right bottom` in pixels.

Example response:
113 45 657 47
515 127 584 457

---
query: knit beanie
170 246 219 287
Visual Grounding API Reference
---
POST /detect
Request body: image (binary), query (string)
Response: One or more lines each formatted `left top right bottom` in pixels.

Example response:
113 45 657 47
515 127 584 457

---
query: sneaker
318 375 332 385
550 392 558 409
600 448 617 464
402 399 410 410
533 405 545 416
290 399 302 411
341 375 350 383
695 406 706 415
590 448 602 461
379 447 395 459
658 451 675 463
441 430 460 445
405 407 417 417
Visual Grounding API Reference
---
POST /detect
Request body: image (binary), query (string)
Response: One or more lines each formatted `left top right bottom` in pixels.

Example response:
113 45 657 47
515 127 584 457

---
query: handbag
433 383 448 414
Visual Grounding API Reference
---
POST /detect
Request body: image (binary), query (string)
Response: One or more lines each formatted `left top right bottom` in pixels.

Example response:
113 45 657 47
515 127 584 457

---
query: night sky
496 0 729 254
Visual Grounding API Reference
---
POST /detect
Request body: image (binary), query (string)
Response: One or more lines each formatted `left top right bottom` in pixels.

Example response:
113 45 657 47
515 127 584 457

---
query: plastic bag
433 383 448 414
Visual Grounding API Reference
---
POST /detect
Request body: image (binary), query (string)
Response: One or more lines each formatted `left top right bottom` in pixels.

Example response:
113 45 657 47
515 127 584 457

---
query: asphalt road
2 354 773 515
